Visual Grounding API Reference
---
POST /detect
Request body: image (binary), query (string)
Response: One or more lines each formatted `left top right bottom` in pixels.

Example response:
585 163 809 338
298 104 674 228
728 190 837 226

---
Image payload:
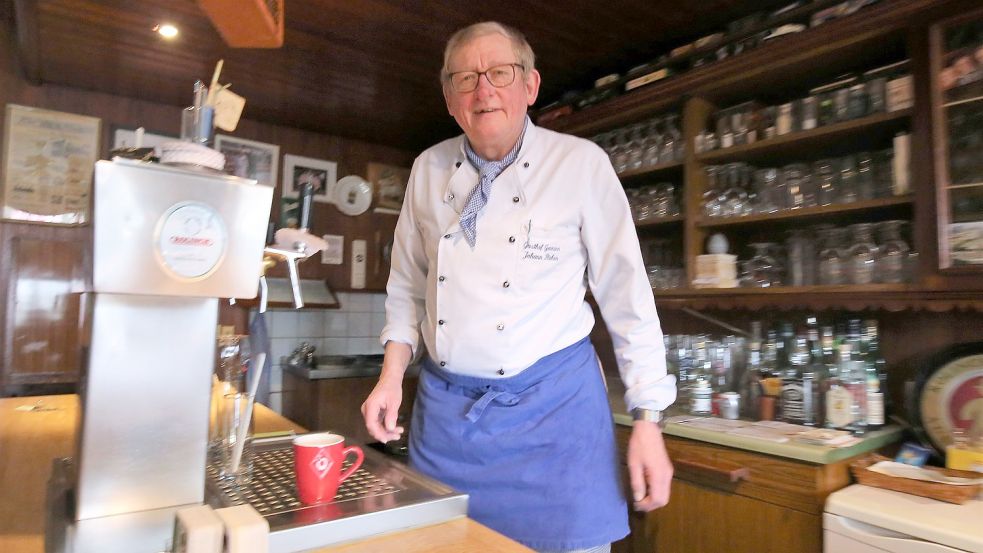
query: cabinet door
644 478 822 553
931 8 983 270
0 225 90 393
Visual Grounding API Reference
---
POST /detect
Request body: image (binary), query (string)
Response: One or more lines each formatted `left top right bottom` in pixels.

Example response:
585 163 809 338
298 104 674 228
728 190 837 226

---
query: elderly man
362 21 676 553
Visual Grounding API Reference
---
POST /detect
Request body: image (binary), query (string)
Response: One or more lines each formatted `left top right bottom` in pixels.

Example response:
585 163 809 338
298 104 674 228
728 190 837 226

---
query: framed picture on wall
1 104 101 225
367 162 410 215
282 154 336 204
213 134 280 187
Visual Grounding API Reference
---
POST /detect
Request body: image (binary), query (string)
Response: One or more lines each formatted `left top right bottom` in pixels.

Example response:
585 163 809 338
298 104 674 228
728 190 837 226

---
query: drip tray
205 436 468 553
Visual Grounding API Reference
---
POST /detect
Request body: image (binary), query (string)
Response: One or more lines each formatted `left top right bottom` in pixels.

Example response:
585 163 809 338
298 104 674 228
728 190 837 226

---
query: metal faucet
258 183 328 311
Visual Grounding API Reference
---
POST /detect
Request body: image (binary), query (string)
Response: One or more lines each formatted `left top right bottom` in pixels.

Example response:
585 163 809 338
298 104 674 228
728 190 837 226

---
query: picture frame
111 126 175 150
282 154 336 205
213 134 280 187
1 104 101 225
367 162 410 215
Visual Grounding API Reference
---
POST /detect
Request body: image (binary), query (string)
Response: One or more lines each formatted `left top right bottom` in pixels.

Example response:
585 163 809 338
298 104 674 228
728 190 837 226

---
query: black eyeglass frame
446 63 526 93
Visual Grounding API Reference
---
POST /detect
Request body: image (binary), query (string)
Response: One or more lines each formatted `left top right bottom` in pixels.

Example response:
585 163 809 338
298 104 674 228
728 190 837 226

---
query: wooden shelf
696 196 914 228
636 215 684 228
618 160 684 181
694 110 912 165
653 285 983 312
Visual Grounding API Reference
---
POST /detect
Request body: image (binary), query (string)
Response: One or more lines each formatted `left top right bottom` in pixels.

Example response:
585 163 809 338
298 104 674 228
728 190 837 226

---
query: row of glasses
665 334 748 396
703 150 899 217
735 220 915 287
627 183 681 222
591 113 685 174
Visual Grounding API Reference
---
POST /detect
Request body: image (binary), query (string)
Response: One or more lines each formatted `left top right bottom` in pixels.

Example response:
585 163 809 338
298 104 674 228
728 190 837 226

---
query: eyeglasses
447 63 524 93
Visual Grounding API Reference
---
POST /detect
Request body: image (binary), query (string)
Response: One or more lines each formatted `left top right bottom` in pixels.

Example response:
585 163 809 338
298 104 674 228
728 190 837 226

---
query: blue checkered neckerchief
460 119 528 248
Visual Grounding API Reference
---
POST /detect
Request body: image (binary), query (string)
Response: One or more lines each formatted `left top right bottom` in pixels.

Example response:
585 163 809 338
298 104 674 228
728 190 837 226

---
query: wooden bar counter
0 395 531 553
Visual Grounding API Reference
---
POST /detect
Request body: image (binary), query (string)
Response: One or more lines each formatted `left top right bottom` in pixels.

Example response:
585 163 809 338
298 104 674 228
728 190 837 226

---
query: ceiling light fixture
154 23 179 39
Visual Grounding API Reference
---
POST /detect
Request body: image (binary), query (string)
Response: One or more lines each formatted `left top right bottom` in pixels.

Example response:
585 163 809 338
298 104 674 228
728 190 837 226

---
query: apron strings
465 388 520 423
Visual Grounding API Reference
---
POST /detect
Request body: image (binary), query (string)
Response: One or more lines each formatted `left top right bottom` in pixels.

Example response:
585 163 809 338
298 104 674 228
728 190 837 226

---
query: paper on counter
868 461 983 486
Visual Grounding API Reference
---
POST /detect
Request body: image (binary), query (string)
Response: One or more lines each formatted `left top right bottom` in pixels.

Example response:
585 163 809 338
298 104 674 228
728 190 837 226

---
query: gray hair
441 21 536 82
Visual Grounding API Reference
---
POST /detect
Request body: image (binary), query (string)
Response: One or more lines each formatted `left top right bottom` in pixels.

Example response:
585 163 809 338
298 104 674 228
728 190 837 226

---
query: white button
496 323 504 331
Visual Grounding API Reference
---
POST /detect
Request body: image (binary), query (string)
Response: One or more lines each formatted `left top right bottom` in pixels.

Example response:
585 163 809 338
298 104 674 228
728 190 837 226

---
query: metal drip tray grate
206 447 401 517
204 435 468 553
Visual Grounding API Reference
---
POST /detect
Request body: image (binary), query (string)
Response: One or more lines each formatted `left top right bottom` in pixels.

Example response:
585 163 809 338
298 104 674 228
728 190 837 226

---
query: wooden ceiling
7 0 789 151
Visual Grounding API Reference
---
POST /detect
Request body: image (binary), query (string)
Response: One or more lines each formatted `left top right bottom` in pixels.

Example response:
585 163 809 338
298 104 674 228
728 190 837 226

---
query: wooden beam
11 0 41 85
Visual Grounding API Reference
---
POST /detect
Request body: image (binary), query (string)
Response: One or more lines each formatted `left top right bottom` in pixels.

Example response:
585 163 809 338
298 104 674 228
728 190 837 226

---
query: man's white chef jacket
381 121 676 412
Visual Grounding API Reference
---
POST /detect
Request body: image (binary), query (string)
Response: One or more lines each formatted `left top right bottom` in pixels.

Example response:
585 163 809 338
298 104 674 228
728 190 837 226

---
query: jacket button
438 319 445 326
496 323 504 330
440 361 446 367
455 161 462 168
498 368 506 375
508 236 516 243
444 234 452 239
438 275 446 282
523 162 530 168
502 281 510 288
512 196 520 203
447 193 455 200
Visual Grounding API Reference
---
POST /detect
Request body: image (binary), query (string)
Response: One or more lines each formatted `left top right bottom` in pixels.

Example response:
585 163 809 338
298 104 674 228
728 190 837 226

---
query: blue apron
408 336 629 551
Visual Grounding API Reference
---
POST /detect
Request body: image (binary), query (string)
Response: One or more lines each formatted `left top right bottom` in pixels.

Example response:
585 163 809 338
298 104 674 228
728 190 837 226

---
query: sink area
284 354 420 380
206 435 467 552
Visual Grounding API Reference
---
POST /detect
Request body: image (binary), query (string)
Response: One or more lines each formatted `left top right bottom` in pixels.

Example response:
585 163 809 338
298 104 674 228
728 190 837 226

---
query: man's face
443 33 541 157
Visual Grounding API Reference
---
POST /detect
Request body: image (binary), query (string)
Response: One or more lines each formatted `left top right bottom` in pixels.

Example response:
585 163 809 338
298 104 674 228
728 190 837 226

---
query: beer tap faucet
260 183 328 310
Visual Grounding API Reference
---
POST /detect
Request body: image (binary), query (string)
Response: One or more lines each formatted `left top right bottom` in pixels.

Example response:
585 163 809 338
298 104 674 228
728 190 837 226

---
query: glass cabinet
932 9 983 269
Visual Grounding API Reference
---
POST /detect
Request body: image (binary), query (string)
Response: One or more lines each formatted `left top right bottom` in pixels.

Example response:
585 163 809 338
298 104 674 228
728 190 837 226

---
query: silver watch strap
632 408 663 424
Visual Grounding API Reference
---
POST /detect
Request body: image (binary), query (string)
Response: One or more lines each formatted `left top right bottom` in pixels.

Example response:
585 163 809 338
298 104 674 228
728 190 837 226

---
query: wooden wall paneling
682 97 716 284
0 224 90 392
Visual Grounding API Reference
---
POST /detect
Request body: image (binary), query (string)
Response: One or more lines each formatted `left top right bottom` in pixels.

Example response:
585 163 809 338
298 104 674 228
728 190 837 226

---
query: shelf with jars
931 7 983 270
541 0 983 311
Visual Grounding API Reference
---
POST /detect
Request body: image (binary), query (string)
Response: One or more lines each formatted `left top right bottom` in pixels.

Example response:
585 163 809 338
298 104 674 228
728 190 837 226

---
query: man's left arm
578 142 677 511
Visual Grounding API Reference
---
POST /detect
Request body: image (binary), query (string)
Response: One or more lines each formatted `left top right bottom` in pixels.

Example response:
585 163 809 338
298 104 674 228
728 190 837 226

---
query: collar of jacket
442 119 540 214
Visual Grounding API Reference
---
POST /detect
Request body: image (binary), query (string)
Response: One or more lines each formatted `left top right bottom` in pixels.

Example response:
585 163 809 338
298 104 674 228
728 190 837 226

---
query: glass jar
848 223 879 285
783 163 815 209
866 77 887 113
703 165 722 217
817 227 848 285
786 229 816 287
753 167 782 213
776 103 793 135
814 158 839 206
747 242 781 287
847 84 869 120
801 96 818 130
856 152 876 200
838 155 859 204
877 220 910 283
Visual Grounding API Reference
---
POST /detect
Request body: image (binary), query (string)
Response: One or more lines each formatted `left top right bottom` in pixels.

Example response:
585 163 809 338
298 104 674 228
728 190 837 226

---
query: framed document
214 134 280 187
282 154 336 203
1 104 101 225
367 162 409 214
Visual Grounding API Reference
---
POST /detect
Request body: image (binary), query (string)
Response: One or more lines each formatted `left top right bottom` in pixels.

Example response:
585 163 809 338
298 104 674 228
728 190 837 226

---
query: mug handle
337 446 364 483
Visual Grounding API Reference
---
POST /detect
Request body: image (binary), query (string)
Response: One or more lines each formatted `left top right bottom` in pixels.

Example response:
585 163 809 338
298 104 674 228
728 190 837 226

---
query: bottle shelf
696 196 914 228
695 110 912 166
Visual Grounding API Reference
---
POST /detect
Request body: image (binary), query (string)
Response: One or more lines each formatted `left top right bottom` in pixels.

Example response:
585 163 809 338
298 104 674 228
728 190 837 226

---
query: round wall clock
909 342 983 455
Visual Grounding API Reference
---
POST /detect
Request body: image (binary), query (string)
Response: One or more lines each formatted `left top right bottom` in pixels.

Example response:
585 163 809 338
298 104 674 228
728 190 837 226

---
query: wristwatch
632 408 664 426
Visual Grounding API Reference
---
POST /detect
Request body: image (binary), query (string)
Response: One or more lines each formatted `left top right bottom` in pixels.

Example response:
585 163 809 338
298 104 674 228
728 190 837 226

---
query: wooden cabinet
281 369 418 444
540 0 983 313
613 427 854 553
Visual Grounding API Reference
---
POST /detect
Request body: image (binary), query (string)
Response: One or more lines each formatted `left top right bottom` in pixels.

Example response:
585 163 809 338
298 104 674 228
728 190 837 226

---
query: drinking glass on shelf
786 229 816 287
839 155 859 204
720 163 750 217
625 123 645 171
856 152 876 200
753 167 782 213
661 114 684 163
746 242 781 287
817 226 849 285
848 223 879 285
703 165 723 217
877 220 910 283
643 118 663 167
611 127 630 173
873 148 895 198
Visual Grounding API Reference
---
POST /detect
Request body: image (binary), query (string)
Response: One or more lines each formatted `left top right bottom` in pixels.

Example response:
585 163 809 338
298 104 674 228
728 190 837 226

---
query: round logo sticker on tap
155 201 227 279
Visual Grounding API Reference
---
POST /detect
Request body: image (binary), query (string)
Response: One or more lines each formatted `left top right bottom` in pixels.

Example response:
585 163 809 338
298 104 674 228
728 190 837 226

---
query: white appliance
824 484 983 553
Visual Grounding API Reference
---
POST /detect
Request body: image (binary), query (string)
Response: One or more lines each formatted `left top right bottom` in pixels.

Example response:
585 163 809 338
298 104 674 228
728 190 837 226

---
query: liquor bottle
809 326 830 427
740 321 764 419
826 344 868 435
781 336 818 426
863 319 886 430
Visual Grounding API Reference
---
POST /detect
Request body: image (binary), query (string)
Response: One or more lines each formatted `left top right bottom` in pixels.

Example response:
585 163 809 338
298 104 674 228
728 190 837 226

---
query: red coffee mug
293 433 364 505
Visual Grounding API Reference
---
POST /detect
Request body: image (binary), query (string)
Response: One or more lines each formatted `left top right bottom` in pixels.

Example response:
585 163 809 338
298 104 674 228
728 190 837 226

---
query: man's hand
361 377 405 443
361 341 413 443
626 420 673 511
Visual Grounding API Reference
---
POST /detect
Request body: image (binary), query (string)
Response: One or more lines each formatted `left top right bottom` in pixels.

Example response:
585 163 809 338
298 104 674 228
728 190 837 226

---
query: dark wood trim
11 0 40 84
654 286 983 312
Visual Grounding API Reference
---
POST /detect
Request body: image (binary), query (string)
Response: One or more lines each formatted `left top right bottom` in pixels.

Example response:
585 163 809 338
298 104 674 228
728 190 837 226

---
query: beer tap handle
298 182 313 232
258 274 269 313
284 256 304 309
